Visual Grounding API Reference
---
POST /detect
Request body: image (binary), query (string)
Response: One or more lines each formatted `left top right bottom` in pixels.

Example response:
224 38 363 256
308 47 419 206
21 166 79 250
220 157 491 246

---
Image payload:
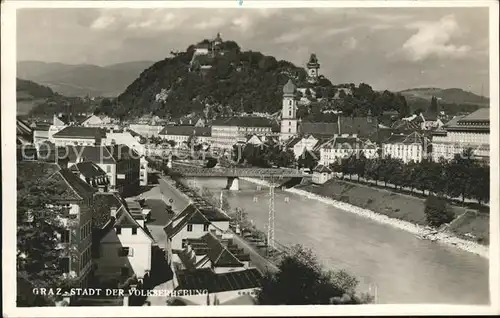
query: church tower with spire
307 53 320 83
280 79 298 141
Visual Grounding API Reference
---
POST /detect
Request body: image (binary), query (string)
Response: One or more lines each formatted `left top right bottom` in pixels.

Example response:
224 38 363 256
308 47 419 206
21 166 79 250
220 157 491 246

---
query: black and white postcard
2 0 499 316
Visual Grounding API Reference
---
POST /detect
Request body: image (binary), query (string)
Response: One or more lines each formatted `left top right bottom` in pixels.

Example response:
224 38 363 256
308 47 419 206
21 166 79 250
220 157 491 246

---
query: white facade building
431 109 490 162
286 135 320 159
94 196 154 280
382 131 430 163
319 134 378 166
210 117 273 151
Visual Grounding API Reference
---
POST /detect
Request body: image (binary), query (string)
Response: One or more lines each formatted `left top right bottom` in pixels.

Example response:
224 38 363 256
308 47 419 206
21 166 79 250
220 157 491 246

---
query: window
116 227 122 234
187 224 193 232
203 224 209 232
59 257 70 273
132 227 137 235
289 110 292 116
61 230 70 243
289 100 292 106
118 247 132 257
106 165 111 173
182 239 188 248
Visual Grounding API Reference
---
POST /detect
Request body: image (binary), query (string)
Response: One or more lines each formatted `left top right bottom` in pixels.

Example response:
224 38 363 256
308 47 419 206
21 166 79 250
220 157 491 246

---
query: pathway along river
186 177 489 304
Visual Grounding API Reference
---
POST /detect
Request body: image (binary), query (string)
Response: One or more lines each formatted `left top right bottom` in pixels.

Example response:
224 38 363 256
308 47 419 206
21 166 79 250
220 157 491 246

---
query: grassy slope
299 179 489 244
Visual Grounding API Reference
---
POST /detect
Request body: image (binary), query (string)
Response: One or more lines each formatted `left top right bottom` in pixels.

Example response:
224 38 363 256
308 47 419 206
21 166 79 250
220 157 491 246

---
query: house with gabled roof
312 164 333 184
92 192 155 282
69 161 110 192
177 231 251 274
64 145 140 196
174 267 262 305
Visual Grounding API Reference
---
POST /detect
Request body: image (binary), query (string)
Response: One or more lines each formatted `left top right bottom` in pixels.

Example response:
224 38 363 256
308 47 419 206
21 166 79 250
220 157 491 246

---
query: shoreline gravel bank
241 177 489 259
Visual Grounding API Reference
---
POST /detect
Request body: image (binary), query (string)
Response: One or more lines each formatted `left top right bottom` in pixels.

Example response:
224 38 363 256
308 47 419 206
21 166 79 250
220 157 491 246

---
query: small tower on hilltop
280 79 298 141
307 53 320 83
212 32 223 56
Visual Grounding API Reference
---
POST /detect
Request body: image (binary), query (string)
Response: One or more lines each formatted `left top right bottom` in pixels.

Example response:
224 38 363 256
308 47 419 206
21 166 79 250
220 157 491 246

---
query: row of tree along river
184 177 489 305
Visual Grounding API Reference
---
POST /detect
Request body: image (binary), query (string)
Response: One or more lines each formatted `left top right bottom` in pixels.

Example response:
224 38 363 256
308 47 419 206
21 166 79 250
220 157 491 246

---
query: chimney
110 206 117 218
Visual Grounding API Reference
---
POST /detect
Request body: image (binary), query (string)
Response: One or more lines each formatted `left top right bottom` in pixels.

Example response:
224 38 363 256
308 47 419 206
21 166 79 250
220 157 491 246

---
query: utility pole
267 182 275 249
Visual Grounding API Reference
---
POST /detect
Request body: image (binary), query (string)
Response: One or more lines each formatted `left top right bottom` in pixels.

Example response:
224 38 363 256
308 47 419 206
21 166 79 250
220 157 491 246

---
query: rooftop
212 117 274 128
283 78 296 95
53 126 107 139
18 161 96 202
175 268 262 293
69 161 108 179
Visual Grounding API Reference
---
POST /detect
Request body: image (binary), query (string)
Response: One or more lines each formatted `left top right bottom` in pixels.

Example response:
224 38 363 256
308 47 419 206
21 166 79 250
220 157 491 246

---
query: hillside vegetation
107 40 410 120
17 78 94 116
17 61 154 97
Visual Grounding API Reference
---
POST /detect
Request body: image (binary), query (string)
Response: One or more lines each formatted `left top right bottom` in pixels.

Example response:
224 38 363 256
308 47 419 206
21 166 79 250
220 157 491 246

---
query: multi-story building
92 192 154 282
210 117 274 151
159 126 211 146
431 108 490 162
18 161 96 290
382 131 431 163
64 145 140 196
318 134 378 166
69 161 110 192
52 126 107 147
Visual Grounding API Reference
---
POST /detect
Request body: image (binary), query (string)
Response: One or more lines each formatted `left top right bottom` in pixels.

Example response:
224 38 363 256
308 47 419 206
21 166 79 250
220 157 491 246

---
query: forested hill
17 78 95 117
108 40 410 120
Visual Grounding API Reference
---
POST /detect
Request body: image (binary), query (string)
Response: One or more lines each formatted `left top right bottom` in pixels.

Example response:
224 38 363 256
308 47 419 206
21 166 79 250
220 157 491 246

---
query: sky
16 7 490 96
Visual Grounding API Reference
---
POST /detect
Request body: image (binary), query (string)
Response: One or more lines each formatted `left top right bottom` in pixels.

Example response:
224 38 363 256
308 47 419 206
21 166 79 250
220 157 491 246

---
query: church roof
283 79 296 95
307 53 319 66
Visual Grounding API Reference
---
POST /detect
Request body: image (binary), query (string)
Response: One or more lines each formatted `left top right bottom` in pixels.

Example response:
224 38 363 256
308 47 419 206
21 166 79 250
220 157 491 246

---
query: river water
185 177 489 304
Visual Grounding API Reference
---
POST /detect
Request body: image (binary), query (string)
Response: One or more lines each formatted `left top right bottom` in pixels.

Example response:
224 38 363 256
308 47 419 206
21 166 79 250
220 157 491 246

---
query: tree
205 157 218 168
17 175 75 306
469 162 490 205
429 96 439 114
397 94 411 118
297 150 319 171
354 153 367 182
424 195 455 228
257 245 371 305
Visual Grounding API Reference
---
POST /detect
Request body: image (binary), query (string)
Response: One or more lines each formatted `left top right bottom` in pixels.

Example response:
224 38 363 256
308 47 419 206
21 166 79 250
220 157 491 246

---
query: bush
424 195 455 227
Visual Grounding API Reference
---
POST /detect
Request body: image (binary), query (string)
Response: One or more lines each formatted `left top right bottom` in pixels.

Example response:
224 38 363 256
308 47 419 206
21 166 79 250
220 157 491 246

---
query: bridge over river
169 163 309 190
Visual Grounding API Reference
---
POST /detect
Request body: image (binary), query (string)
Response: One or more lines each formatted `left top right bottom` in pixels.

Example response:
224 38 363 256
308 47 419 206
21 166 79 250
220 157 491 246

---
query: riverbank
241 177 489 259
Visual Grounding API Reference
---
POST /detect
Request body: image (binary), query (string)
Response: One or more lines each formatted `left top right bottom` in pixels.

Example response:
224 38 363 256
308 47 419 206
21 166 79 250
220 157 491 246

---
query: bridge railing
170 165 306 177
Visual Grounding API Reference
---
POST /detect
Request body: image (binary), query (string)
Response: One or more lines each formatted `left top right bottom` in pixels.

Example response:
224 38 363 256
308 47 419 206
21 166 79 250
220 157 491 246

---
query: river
185 177 489 304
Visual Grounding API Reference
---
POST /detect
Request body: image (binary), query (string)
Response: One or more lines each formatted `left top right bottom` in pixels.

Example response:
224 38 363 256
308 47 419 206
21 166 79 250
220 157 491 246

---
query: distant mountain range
17 61 154 97
399 87 489 106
